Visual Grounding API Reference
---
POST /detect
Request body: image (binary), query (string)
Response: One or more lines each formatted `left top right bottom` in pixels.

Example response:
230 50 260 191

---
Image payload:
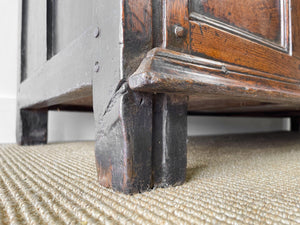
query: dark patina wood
153 94 188 187
18 0 300 194
164 0 190 51
16 109 48 145
291 117 300 132
94 83 153 193
129 48 300 105
92 0 155 193
190 0 285 47
292 0 300 58
17 0 48 145
188 21 299 78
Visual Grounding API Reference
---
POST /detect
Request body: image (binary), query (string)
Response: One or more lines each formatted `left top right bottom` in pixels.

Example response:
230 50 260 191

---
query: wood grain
129 48 300 112
18 0 300 194
189 22 300 80
123 0 153 76
152 94 187 187
190 0 283 44
188 96 300 114
292 0 300 58
95 85 153 193
93 0 155 194
165 0 190 51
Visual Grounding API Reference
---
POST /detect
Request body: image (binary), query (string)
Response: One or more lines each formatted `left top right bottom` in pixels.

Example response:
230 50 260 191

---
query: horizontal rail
18 27 99 109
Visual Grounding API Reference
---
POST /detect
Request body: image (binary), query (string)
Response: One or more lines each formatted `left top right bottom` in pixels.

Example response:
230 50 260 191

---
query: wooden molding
189 12 288 52
189 0 290 51
129 48 300 106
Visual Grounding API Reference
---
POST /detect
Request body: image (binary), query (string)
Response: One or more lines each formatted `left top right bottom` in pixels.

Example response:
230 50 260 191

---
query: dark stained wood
152 0 163 47
164 0 299 78
92 0 153 117
129 48 300 107
292 0 300 58
18 0 300 194
291 117 300 131
188 96 300 114
152 94 188 187
48 105 93 112
46 0 55 59
123 0 153 76
188 96 275 113
93 0 155 194
16 109 48 145
188 111 300 117
164 0 190 51
94 83 153 193
17 0 49 146
189 22 300 80
190 0 284 45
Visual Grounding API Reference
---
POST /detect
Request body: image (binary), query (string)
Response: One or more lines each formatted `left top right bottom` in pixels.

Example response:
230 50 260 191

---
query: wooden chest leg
16 109 48 145
94 81 153 194
94 82 188 193
152 94 188 187
291 117 300 132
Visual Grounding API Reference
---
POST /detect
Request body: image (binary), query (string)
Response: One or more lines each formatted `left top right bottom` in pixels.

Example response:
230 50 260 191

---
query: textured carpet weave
1 132 300 224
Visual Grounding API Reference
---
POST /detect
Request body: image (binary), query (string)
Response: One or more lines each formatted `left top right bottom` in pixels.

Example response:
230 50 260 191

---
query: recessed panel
51 0 95 55
22 0 47 80
190 0 285 47
292 0 300 58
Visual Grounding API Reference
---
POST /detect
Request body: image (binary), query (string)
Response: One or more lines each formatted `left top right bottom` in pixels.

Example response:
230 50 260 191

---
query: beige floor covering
1 132 300 225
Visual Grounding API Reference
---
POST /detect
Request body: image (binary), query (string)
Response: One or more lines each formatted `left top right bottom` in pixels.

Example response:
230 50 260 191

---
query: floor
0 132 300 224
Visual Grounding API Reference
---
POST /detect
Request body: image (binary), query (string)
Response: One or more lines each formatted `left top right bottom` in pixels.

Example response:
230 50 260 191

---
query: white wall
0 1 290 144
188 116 289 136
0 1 18 143
48 111 95 143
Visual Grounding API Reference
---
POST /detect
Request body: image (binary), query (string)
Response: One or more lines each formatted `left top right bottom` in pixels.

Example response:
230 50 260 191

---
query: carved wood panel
164 0 300 81
292 0 300 58
189 0 288 50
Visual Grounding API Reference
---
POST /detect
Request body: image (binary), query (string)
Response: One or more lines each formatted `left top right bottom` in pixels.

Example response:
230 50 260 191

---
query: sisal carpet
1 132 300 224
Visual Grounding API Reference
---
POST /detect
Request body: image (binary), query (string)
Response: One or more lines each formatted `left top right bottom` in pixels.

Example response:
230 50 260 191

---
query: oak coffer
18 0 300 194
